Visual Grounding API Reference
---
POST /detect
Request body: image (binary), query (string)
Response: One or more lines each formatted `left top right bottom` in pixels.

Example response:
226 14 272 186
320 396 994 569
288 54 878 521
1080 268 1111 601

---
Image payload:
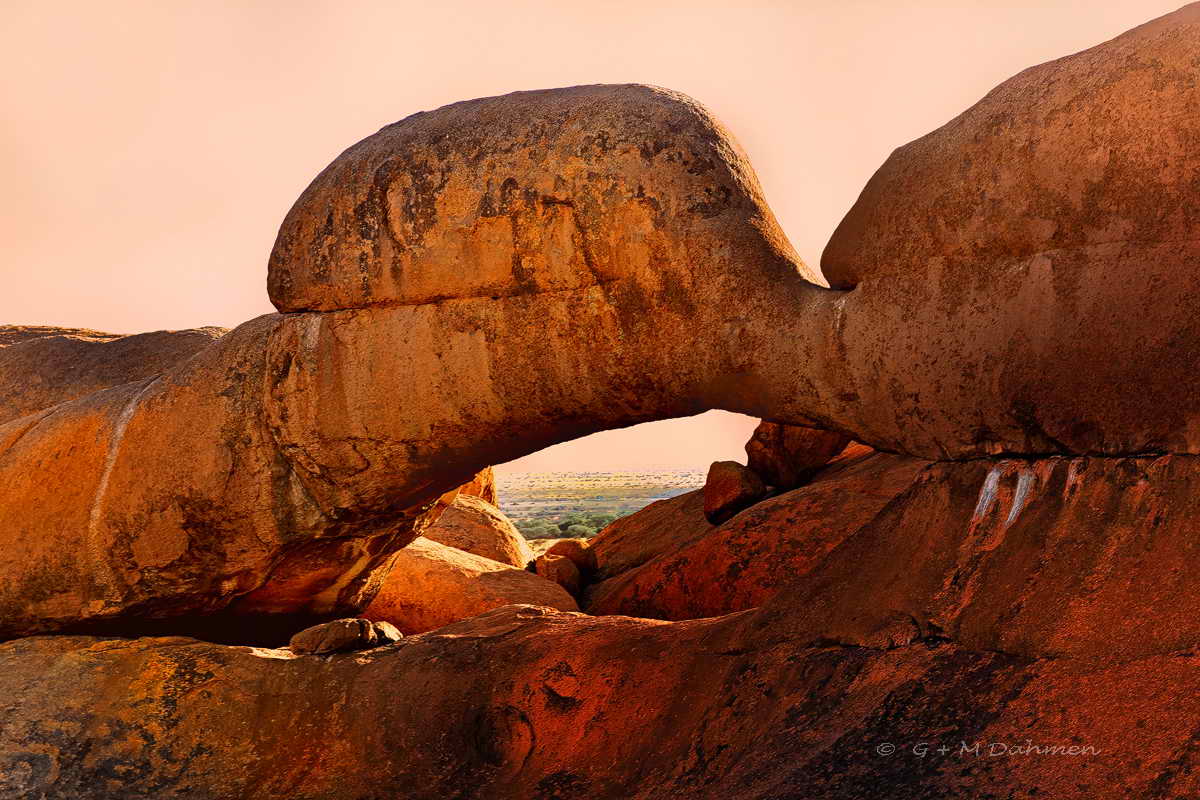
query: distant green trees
514 512 620 540
514 519 561 539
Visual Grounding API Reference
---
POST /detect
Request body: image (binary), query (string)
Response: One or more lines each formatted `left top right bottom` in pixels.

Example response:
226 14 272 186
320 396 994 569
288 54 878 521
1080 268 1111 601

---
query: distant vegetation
514 512 619 540
497 470 705 540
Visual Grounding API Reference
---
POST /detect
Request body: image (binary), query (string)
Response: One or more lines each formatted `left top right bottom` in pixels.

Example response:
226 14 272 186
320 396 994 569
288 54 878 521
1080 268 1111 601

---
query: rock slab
362 538 578 634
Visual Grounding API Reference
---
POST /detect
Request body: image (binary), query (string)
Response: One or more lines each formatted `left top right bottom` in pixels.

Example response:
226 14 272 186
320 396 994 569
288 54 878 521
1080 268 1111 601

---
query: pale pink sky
0 1 1181 472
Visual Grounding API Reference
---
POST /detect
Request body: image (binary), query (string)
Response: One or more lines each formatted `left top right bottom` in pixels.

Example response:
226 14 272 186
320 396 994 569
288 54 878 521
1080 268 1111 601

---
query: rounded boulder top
268 83 812 313
821 2 1200 290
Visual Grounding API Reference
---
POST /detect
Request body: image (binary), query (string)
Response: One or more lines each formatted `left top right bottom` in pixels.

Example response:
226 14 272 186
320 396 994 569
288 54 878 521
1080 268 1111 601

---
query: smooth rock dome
268 83 818 311
823 3 1200 290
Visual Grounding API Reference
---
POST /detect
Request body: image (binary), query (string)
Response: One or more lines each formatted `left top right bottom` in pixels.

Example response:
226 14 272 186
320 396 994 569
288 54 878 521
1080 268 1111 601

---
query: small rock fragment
543 538 596 573
535 554 582 597
371 620 404 645
703 461 767 524
289 618 379 655
745 421 850 490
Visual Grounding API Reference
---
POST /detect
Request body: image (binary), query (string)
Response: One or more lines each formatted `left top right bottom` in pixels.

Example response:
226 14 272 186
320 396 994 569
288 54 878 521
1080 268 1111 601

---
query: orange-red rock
458 467 498 505
421 494 532 568
590 447 1200 664
0 84 829 639
588 489 715 581
811 3 1200 458
702 460 766 523
362 538 577 634
746 453 1200 663
534 553 582 597
542 537 596 573
745 420 850 489
5 23 1200 800
4 604 1200 799
14 14 1200 642
9 427 1200 796
288 617 401 654
527 536 590 560
258 82 833 521
0 325 226 425
587 446 925 619
0 317 468 642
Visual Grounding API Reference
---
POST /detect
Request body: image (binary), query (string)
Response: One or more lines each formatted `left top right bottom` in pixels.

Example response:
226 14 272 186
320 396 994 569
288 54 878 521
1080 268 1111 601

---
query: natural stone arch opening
492 410 758 540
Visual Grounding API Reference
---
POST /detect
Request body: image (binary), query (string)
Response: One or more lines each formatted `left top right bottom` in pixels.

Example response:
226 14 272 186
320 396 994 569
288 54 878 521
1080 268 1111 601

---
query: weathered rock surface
0 315 465 642
745 420 850 489
589 489 715 581
587 446 926 619
9 5 1200 639
527 536 591 560
3 604 1199 799
7 450 1200 797
7 9 1200 798
814 3 1200 457
362 538 577 634
534 553 582 597
262 34 1200 465
0 325 226 425
541 537 596 573
258 81 835 528
421 493 532 567
702 460 767 523
287 617 401 654
590 446 1200 663
0 84 825 639
458 466 498 505
747 453 1200 663
268 84 824 311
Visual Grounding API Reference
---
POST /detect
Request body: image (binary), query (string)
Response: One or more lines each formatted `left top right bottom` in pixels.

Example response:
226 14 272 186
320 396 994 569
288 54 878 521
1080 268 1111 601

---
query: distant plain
496 470 704 538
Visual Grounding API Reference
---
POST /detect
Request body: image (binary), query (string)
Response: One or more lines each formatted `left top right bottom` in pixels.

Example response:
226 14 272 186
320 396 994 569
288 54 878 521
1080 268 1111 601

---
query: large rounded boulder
813 4 1200 457
422 494 532 568
362 538 577 634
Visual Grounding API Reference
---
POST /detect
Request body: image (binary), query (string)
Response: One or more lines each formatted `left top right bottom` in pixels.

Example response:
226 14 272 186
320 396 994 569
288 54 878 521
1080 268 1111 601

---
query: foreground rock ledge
2 605 1198 800
588 447 1200 664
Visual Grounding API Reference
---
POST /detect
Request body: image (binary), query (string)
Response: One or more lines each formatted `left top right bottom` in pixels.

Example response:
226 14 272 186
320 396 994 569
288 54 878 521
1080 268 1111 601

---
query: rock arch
5 6 1200 639
0 85 837 640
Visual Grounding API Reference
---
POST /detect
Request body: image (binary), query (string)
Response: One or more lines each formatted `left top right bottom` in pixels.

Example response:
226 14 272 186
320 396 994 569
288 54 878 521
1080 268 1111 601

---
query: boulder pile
421 492 533 568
